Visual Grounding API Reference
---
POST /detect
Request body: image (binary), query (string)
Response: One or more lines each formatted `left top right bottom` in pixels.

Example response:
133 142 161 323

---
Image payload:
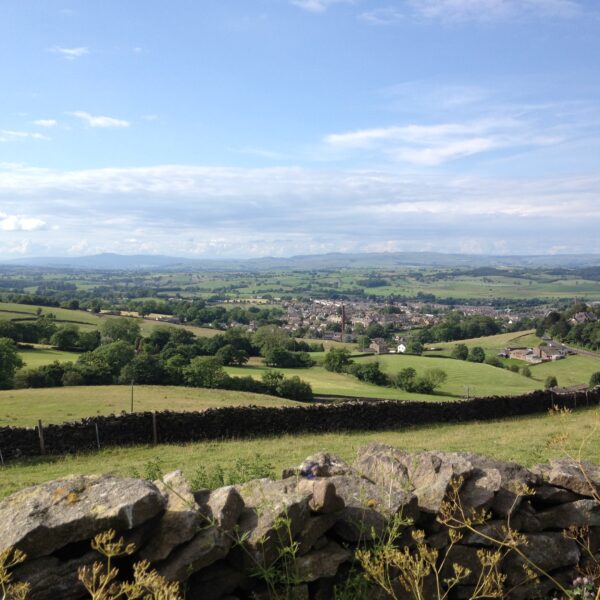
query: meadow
0 405 597 499
0 385 293 427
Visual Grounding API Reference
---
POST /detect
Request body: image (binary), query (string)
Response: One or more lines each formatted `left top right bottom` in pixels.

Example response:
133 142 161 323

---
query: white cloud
359 7 404 24
323 119 543 165
0 163 599 258
33 119 57 128
0 130 49 142
407 0 581 21
49 46 89 60
68 111 130 128
0 213 46 232
291 0 354 13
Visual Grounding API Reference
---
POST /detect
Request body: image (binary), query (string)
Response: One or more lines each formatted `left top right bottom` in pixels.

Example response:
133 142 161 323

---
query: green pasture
530 355 600 388
0 385 293 428
353 354 540 398
1 405 598 499
17 346 81 369
429 330 539 357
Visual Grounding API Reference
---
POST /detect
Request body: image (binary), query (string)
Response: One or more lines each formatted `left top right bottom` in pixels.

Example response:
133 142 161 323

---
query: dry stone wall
1 445 600 599
0 388 598 461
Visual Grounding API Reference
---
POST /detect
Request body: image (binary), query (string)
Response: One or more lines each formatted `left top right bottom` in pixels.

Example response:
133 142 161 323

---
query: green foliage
590 371 600 388
263 347 313 368
406 339 424 355
544 375 558 389
451 343 469 361
484 355 503 368
394 367 417 391
323 348 353 373
467 346 486 363
184 356 229 388
190 454 274 489
348 361 389 386
521 366 532 378
215 344 249 366
0 337 24 390
50 324 80 350
100 317 141 344
356 335 371 351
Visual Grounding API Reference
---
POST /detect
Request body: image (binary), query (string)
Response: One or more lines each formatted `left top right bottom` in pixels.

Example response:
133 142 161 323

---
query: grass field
354 354 540 398
1 405 597 499
0 385 294 427
430 330 539 357
531 355 600 388
17 346 81 368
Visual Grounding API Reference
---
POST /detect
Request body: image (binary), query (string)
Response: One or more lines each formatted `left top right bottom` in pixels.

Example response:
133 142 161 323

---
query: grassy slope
1 406 598 499
17 346 81 369
530 355 600 388
0 385 294 427
354 354 540 398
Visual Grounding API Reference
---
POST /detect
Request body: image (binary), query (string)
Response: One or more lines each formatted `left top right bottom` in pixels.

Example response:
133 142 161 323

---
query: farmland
0 385 294 427
1 404 597 499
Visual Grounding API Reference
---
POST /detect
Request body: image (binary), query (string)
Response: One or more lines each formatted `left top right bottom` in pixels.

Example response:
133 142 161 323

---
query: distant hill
3 251 600 271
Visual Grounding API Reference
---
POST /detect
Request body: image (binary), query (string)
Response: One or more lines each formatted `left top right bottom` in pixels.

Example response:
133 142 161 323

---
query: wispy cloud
359 7 404 24
291 0 355 13
323 118 553 165
0 130 49 142
68 111 130 128
407 0 581 22
33 119 57 128
49 46 89 60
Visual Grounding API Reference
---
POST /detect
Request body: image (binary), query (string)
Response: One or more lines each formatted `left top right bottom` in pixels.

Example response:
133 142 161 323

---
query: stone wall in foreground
0 387 598 460
1 445 599 599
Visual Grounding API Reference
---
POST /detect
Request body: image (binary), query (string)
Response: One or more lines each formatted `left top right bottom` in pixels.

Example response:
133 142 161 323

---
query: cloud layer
1 162 599 258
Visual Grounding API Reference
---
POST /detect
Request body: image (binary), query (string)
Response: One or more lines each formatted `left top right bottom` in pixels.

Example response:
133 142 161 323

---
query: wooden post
37 419 45 455
95 422 101 450
152 412 158 446
0 447 4 466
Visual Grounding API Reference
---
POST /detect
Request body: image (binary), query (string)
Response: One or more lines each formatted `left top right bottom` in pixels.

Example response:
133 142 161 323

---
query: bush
277 376 313 402
467 346 486 363
451 343 469 361
323 348 353 373
394 367 417 391
521 366 532 378
263 347 314 368
184 356 229 388
545 375 558 389
348 361 389 386
590 371 600 388
484 356 503 368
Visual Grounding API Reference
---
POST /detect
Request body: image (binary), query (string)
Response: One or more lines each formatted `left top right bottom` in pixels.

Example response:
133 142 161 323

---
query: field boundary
0 387 598 461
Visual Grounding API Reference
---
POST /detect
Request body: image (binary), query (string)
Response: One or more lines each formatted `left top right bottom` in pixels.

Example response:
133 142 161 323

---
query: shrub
467 346 485 363
545 375 558 389
451 343 469 361
484 356 503 368
348 361 389 386
323 348 353 373
521 366 532 378
590 371 600 388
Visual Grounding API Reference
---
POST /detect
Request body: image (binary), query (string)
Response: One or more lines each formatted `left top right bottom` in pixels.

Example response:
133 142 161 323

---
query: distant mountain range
2 251 600 271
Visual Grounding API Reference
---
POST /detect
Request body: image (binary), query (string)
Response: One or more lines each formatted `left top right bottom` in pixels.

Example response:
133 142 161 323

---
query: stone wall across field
0 387 599 461
2 446 600 599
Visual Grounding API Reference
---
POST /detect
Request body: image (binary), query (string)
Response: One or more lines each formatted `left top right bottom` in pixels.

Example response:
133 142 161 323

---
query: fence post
0 447 4 466
37 419 45 455
95 422 101 450
152 412 158 446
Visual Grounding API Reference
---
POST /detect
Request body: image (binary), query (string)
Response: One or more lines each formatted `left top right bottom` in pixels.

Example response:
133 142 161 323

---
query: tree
215 344 249 366
184 357 229 388
50 325 80 350
366 322 385 339
521 366 532 378
348 361 388 386
545 375 558 389
262 371 285 393
451 344 469 361
119 353 168 385
412 368 448 393
0 337 23 389
263 347 313 368
484 356 503 368
394 367 417 391
323 348 352 373
79 340 135 377
100 318 141 344
252 325 290 356
467 346 486 363
590 371 600 388
356 335 370 351
406 339 424 356
78 330 101 352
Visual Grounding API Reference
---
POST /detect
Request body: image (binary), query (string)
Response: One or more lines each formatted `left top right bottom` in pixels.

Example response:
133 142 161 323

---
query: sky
1 0 600 259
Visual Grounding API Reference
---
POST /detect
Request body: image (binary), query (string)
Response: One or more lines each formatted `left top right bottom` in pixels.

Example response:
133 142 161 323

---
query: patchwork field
0 385 294 427
17 345 81 369
1 405 597 499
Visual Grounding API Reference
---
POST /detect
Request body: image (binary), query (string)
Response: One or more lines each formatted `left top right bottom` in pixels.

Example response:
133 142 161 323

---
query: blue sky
1 0 600 258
